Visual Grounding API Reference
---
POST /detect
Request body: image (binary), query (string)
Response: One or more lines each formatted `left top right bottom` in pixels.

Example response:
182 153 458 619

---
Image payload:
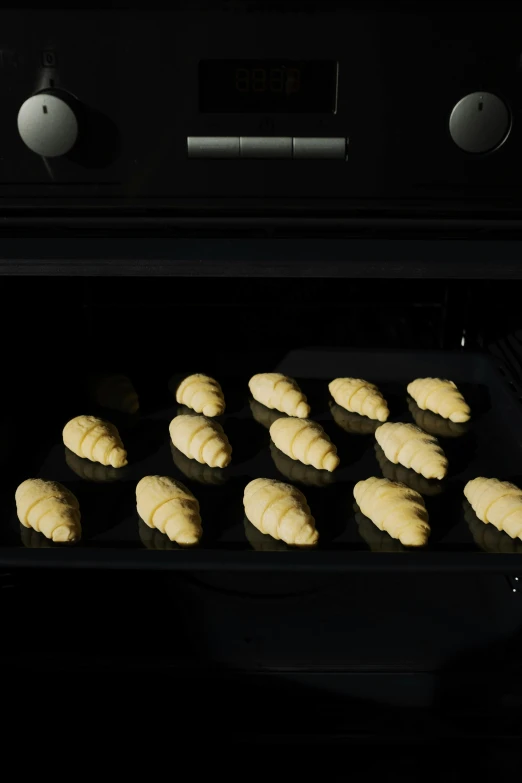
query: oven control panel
0 2 521 212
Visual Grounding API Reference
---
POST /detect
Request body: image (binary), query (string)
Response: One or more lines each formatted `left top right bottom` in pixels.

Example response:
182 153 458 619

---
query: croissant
171 442 228 485
354 509 405 553
93 373 139 414
243 478 319 546
136 475 202 545
250 399 287 429
407 397 468 438
138 518 179 551
374 444 442 496
63 415 127 468
243 516 289 552
354 477 430 547
249 373 310 418
329 402 379 435
169 414 232 468
15 479 81 543
329 378 389 422
463 500 522 554
175 373 225 417
375 422 447 480
270 443 333 487
269 417 339 472
65 447 125 483
407 378 470 423
464 477 522 540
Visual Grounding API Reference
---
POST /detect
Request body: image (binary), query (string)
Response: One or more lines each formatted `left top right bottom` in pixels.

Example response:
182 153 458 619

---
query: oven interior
1 275 521 749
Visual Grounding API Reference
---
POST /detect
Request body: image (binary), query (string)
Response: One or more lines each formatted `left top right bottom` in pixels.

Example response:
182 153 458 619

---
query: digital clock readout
199 60 337 113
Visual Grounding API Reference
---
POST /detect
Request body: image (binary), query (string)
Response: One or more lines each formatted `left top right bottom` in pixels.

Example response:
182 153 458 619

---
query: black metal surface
2 349 522 571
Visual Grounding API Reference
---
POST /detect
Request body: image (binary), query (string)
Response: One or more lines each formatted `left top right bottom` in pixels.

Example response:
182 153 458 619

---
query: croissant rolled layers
407 378 470 423
249 373 310 418
269 417 339 472
15 479 81 543
244 478 319 546
169 414 232 468
464 477 522 540
136 475 202 545
329 378 389 422
63 415 128 468
354 477 430 547
375 422 448 480
175 374 225 417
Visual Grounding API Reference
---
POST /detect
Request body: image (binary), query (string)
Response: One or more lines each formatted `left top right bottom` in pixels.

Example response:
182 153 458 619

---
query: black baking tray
2 350 522 571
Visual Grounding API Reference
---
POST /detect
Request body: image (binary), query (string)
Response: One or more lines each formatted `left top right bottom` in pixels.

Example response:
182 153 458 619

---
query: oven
1 1 521 760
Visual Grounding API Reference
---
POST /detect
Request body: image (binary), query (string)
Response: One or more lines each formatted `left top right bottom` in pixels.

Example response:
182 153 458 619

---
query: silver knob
449 92 511 154
17 91 79 157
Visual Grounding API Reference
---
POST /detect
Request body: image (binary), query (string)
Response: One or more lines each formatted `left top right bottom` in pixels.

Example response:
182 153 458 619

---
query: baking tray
2 350 522 571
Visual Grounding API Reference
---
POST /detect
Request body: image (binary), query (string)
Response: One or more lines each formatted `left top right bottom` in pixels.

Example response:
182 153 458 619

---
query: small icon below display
41 50 56 67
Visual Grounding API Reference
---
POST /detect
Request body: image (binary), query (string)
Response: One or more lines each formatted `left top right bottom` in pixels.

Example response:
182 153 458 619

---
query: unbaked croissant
136 475 202 545
169 414 232 468
463 500 522 554
329 378 389 422
375 422 448 480
15 478 81 543
407 378 470 423
374 444 442 496
243 477 319 546
249 373 310 418
63 415 128 468
270 417 339 472
354 509 405 553
175 373 225 417
464 477 522 540
65 447 125 483
250 399 287 429
93 373 139 414
138 518 179 551
329 402 380 435
171 442 228 485
407 398 468 438
353 477 430 547
270 443 334 487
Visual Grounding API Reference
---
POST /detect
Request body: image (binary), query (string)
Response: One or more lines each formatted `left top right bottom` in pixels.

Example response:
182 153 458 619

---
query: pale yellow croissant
464 477 522 540
353 477 430 547
354 509 405 553
250 399 287 429
170 442 228 485
169 414 232 468
249 373 310 418
93 373 139 414
15 479 81 543
329 378 389 421
374 444 442 496
175 373 225 417
136 475 202 545
407 398 468 438
65 448 125 483
243 478 319 546
463 500 522 554
407 378 470 423
375 422 448 480
63 415 128 468
269 417 339 472
270 443 334 487
329 402 380 435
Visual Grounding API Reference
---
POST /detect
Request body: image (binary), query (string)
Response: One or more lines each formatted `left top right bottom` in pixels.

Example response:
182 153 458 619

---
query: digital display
199 60 338 113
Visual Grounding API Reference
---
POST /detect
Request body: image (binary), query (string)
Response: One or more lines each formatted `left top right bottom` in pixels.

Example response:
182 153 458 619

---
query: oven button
187 137 240 158
449 92 511 154
17 89 79 157
293 137 347 159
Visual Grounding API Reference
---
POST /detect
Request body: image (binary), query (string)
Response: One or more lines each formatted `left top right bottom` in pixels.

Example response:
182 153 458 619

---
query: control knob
17 89 79 158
